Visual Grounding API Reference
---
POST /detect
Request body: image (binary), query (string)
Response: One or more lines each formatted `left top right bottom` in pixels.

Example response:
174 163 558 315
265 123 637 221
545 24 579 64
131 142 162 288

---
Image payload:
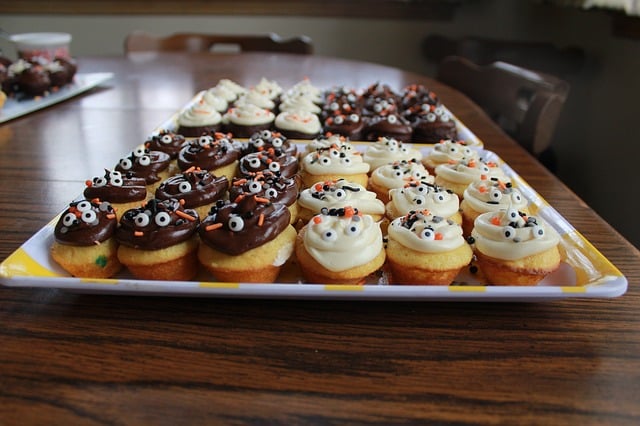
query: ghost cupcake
385 180 462 225
299 142 370 188
362 136 423 172
367 159 433 204
422 139 481 175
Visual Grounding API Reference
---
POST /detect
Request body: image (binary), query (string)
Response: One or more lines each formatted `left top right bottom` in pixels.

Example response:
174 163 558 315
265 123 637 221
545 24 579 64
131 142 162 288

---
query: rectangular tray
0 93 627 301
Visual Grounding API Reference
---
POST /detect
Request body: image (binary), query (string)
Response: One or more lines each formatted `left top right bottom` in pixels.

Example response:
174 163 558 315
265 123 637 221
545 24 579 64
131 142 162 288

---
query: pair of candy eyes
317 156 353 166
245 158 282 172
197 136 229 147
437 145 473 156
119 156 151 169
133 211 173 228
251 137 284 148
331 114 359 125
424 112 450 122
61 201 109 226
502 224 545 240
93 172 124 187
312 188 350 200
319 222 363 241
413 193 449 205
392 170 427 179
246 182 279 198
487 189 523 203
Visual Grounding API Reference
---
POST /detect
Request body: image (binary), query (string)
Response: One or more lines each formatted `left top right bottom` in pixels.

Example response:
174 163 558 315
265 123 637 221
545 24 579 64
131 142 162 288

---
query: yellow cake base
117 236 200 281
51 238 122 278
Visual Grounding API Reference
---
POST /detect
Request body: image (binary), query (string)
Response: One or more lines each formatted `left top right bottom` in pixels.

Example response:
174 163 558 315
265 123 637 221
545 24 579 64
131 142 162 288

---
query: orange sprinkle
254 196 270 204
258 213 265 226
85 180 93 187
480 174 488 180
491 216 501 226
134 231 144 237
179 199 186 205
205 223 223 231
479 185 488 193
468 159 476 168
498 180 507 190
234 194 245 203
313 216 322 224
435 233 443 240
91 198 101 204
185 166 196 173
233 178 248 186
344 206 355 218
175 209 196 221
314 183 324 191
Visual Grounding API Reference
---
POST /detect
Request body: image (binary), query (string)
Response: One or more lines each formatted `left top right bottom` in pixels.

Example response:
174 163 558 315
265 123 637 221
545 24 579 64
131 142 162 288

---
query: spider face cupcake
238 149 299 179
434 158 507 198
362 136 423 172
405 103 458 143
229 171 300 224
177 132 241 182
386 180 461 224
83 169 147 220
244 129 297 157
299 142 370 188
114 145 172 193
50 199 122 278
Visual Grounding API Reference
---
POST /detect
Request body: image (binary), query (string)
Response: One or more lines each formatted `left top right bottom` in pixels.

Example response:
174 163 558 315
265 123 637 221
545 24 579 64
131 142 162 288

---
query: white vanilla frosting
388 211 467 253
178 100 222 127
202 89 229 112
223 103 275 126
298 179 385 216
284 78 324 104
279 95 322 114
304 209 383 271
471 208 560 260
303 134 353 155
462 178 528 214
216 79 247 100
363 137 423 170
234 89 276 110
253 77 283 100
275 111 322 135
424 139 480 167
387 181 460 219
301 143 369 175
435 158 506 185
370 159 434 190
8 59 32 76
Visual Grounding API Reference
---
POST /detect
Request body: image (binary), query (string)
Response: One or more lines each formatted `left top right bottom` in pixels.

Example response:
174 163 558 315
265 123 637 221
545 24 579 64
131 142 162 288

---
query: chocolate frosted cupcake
145 130 187 174
155 167 229 219
323 112 364 140
198 195 297 283
84 169 148 220
400 84 439 110
50 199 122 278
229 170 300 224
244 129 297 158
362 113 413 143
116 198 200 281
238 149 299 179
114 145 172 193
17 62 51 96
177 132 241 183
405 103 458 143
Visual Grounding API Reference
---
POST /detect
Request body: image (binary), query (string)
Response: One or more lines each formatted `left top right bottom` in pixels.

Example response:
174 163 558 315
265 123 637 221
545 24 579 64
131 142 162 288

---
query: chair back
437 56 569 157
124 31 314 55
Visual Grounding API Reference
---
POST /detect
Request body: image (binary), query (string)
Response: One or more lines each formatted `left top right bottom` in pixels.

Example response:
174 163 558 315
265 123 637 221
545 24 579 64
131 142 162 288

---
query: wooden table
1 53 638 425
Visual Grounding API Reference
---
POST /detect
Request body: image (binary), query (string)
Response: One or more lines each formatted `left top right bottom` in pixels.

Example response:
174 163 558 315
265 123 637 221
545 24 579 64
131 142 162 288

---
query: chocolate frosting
18 65 51 96
244 129 297 157
115 147 172 185
238 150 298 179
146 130 187 159
229 171 299 208
323 112 364 139
363 114 412 141
54 199 118 246
84 169 147 203
177 133 240 171
199 196 291 255
116 198 199 250
155 168 228 208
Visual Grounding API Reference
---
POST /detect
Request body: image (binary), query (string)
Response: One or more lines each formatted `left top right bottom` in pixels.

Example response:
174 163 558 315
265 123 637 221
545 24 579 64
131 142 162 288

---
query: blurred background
1 0 638 248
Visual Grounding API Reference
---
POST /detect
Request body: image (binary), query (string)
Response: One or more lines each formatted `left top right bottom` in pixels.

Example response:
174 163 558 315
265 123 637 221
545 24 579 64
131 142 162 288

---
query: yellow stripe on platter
0 248 60 278
448 285 487 292
199 282 240 289
79 278 119 285
561 286 587 293
324 285 365 291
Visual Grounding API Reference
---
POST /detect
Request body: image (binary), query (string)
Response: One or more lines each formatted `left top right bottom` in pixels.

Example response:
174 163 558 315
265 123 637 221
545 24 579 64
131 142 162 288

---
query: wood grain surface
0 53 638 425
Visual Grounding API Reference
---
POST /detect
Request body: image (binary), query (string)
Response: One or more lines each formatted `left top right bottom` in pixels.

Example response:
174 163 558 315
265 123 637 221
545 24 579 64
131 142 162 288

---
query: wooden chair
436 56 570 168
124 31 314 55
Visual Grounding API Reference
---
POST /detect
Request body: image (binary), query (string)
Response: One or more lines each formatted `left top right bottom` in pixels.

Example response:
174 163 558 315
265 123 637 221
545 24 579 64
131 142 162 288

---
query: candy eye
340 157 352 165
178 182 192 193
62 212 77 227
228 216 245 232
434 106 444 115
198 135 213 147
506 208 519 221
154 212 172 227
387 115 397 124
329 148 340 158
94 177 108 187
531 225 545 239
76 201 92 212
420 228 436 240
119 158 133 170
321 157 332 165
413 195 426 206
161 134 173 144
489 188 503 201
441 113 451 122
81 210 98 224
252 138 265 148
373 104 383 113
334 115 344 125
110 175 124 186
394 170 403 177
502 226 516 240
134 213 150 227
261 130 271 139
268 162 281 172
133 146 146 157
329 102 339 111
511 192 523 203
449 145 459 154
265 188 278 198
321 229 337 242
334 189 347 200
434 192 448 203
426 113 436 122
272 137 283 148
248 181 262 193
138 155 151 166
349 114 359 122
344 221 361 236
248 157 261 168
416 184 429 194
462 147 473 156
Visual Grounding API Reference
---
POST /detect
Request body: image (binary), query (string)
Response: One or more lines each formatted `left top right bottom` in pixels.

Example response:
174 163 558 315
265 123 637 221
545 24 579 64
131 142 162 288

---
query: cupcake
176 99 222 137
362 112 413 143
213 79 247 102
422 139 480 175
299 142 370 188
50 199 122 278
201 88 229 113
285 78 324 105
274 110 322 140
234 89 276 111
400 84 439 110
460 177 529 236
278 94 322 115
145 129 187 175
229 170 300 225
323 112 365 140
238 149 299 179
83 169 147 220
114 145 173 193
155 167 228 219
362 136 423 172
244 129 297 158
405 103 458 143
367 159 433 204
385 180 462 225
470 208 562 285
301 134 353 157
198 195 297 283
295 206 386 284
434 158 507 198
16 61 51 96
222 103 275 138
322 87 362 120
116 198 200 281
386 210 473 285
176 132 241 183
251 77 283 104
297 179 386 224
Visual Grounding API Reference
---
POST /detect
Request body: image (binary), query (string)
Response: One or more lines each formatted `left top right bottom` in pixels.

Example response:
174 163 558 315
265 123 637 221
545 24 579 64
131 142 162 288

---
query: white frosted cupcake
422 139 480 174
278 95 322 114
434 158 507 198
368 159 433 204
177 99 222 137
385 180 461 224
363 136 423 172
252 77 283 102
284 78 324 104
302 134 354 156
274 110 322 140
216 79 247 101
201 89 229 113
234 89 276 111
299 142 370 188
222 103 276 138
297 179 386 223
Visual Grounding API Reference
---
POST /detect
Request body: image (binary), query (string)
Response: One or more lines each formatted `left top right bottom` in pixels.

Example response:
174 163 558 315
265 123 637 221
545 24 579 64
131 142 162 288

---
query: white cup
10 32 72 61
